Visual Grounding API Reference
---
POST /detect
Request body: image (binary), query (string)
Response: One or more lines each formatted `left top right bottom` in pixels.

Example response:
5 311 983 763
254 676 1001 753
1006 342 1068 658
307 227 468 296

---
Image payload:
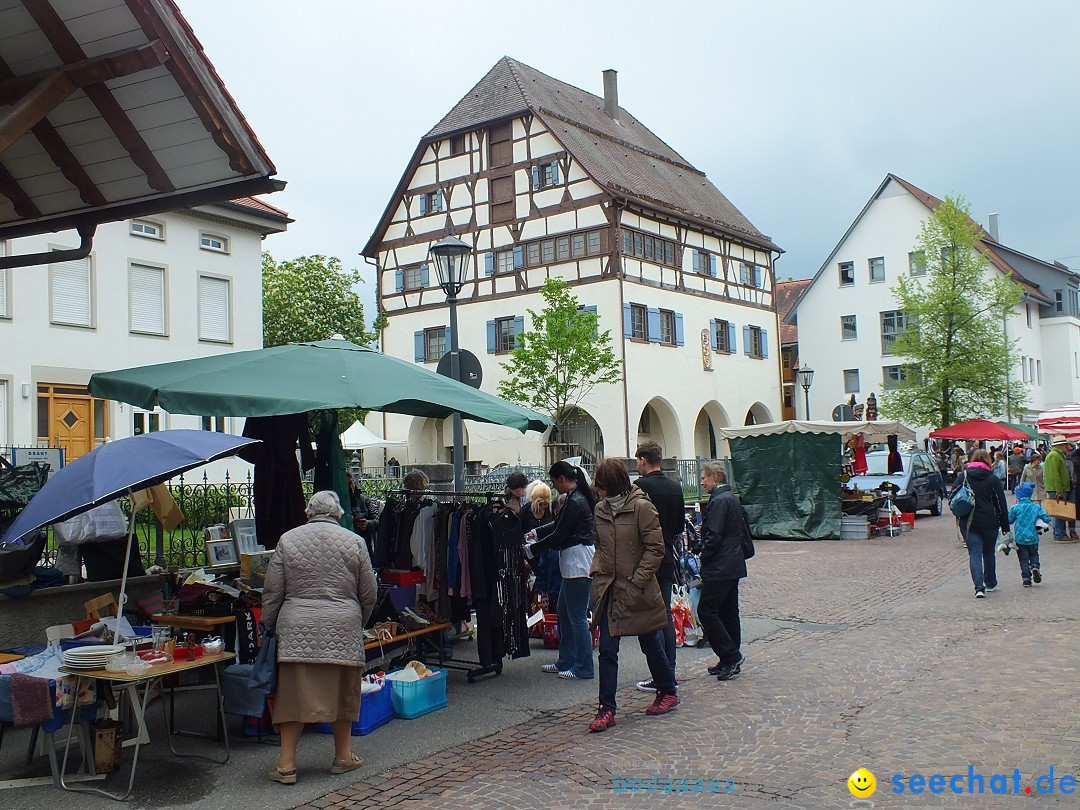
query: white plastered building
363 58 785 467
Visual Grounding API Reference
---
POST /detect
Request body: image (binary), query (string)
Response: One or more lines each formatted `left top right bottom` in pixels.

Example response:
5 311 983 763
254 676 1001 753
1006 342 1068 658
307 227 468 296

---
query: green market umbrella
89 339 551 433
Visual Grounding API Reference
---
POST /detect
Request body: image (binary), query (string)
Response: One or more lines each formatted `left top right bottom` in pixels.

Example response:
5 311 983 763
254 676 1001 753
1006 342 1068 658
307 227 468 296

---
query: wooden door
52 396 92 460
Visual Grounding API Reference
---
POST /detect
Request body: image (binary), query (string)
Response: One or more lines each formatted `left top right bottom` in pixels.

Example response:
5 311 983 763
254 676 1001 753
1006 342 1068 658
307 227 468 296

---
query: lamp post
796 365 815 420
428 235 472 491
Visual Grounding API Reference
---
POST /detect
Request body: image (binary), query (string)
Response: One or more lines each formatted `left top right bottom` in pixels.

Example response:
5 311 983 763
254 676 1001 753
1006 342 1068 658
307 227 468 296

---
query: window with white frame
200 233 229 253
424 327 446 362
198 275 231 342
748 325 764 358
629 304 647 341
844 368 860 394
659 310 675 345
841 314 857 341
404 265 425 290
130 219 163 240
880 310 906 355
868 257 885 283
1029 357 1035 382
1021 355 1028 382
496 317 517 353
1037 359 1042 385
129 263 166 335
838 261 855 286
201 416 228 433
714 319 732 353
0 241 8 318
496 250 515 274
883 365 906 390
908 251 926 276
1026 303 1032 328
132 408 166 435
49 252 93 327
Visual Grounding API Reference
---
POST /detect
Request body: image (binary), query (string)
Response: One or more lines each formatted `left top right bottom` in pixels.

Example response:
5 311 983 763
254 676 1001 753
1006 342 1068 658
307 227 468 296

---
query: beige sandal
330 754 364 774
268 767 296 785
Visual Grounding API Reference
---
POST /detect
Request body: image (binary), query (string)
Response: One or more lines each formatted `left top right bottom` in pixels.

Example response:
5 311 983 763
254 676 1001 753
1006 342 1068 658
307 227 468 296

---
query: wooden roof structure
0 0 281 259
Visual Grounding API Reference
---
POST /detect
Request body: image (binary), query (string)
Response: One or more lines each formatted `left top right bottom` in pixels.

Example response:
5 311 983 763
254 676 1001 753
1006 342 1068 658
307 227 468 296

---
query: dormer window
200 233 229 253
131 219 163 240
531 160 561 190
450 134 467 155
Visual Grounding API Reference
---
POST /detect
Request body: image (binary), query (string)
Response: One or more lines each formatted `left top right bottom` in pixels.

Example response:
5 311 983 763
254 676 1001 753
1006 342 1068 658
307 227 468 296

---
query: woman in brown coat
261 490 378 784
588 458 678 732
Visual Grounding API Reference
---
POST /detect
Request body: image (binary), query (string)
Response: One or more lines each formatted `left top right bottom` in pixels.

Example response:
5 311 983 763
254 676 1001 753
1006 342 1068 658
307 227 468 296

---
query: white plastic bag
53 501 128 545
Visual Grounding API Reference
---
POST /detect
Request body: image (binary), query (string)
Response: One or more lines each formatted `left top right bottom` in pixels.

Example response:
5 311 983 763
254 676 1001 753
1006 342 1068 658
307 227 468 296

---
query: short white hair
306 490 344 519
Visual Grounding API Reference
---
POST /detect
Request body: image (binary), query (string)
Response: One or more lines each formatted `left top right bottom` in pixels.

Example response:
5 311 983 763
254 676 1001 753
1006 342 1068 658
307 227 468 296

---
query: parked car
854 450 947 515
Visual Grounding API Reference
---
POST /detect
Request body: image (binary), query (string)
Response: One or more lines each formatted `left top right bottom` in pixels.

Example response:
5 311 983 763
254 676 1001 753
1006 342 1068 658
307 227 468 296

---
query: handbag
248 626 277 695
739 511 756 560
1045 498 1076 520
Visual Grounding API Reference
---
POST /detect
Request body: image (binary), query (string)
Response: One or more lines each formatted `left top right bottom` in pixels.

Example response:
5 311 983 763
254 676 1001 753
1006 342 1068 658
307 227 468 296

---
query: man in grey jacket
698 462 748 681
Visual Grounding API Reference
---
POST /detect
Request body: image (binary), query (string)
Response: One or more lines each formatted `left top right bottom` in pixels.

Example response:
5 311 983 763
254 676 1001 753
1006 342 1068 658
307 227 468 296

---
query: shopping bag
672 586 702 647
1044 499 1076 520
248 627 277 695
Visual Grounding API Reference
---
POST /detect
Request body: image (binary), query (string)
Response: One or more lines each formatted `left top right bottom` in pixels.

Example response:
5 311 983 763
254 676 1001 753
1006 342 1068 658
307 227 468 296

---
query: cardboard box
241 551 274 579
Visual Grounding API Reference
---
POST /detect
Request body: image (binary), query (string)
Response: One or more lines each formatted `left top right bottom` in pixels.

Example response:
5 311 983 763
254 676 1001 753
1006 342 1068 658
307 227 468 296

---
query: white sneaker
975 590 985 598
986 585 997 592
636 679 658 692
540 663 560 673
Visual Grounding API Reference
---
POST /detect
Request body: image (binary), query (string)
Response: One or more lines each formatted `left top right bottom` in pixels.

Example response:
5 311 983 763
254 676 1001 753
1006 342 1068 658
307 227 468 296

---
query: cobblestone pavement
297 516 1080 809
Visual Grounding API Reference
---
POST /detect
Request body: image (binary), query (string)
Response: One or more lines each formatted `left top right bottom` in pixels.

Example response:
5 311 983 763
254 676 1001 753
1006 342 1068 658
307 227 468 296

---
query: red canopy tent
929 419 1030 441
1037 406 1080 440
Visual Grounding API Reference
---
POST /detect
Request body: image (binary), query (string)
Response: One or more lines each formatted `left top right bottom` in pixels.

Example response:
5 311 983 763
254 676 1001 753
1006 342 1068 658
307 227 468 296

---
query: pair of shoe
645 692 680 715
1032 567 1042 583
1053 536 1076 543
589 706 616 732
635 678 679 692
399 607 430 631
708 654 744 677
268 754 366 784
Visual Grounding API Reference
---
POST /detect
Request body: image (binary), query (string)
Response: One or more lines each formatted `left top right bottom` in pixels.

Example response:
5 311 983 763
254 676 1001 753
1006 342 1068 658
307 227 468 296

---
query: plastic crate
390 670 447 719
541 614 559 649
315 680 393 736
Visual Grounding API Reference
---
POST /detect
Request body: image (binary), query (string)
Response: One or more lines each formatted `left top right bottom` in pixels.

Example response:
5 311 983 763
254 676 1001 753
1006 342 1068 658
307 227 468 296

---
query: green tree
261 252 376 348
881 196 1026 427
497 277 622 430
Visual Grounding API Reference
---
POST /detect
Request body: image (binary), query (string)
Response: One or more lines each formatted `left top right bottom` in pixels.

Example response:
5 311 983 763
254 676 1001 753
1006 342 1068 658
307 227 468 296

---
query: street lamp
796 365 815 420
428 235 472 491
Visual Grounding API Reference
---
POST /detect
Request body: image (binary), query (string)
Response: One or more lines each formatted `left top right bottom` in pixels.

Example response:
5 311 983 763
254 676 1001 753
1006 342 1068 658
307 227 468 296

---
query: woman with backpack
961 449 1011 598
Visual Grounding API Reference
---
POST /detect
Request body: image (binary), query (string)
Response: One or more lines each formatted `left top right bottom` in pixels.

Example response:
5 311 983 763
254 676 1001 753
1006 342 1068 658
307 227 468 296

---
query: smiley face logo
848 768 876 798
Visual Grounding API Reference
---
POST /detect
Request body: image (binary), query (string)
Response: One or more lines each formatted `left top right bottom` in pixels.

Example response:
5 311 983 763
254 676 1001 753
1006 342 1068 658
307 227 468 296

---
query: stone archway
407 416 468 464
744 402 774 426
637 396 683 458
548 408 605 467
694 401 730 458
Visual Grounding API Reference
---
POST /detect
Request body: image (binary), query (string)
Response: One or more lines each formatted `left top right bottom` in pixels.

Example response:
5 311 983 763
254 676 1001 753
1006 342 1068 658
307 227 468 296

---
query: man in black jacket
699 462 748 681
633 441 684 691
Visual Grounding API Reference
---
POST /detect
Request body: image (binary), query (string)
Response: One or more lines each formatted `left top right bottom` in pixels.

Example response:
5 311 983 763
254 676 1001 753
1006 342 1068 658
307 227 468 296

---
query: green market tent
89 339 551 433
996 421 1047 441
718 420 916 540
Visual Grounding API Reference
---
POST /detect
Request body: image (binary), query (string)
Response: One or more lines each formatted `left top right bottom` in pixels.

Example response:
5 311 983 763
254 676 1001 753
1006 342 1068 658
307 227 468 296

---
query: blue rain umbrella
2 430 259 636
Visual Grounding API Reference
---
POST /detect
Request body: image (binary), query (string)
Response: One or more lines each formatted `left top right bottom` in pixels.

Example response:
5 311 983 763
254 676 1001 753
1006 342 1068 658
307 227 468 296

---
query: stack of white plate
63 644 126 670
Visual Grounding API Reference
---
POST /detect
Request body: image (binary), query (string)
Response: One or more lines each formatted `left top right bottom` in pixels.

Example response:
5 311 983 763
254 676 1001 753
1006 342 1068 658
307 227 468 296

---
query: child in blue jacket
1008 482 1049 587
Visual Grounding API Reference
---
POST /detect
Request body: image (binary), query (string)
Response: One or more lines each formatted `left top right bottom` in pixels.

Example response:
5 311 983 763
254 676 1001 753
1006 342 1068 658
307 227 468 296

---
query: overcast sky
182 0 1080 318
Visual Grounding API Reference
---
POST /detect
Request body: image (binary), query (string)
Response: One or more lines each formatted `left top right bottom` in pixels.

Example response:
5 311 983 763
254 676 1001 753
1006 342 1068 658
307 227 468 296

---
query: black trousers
698 578 741 665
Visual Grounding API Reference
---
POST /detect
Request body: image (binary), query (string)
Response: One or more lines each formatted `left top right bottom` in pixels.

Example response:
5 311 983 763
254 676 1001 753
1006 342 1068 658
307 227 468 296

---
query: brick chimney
603 69 619 121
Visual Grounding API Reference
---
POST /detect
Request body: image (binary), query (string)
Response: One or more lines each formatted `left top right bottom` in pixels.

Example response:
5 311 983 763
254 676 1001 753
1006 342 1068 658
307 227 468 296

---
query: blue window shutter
709 319 717 350
708 255 717 277
513 245 524 269
435 190 443 212
414 331 425 362
743 325 752 355
754 266 762 288
484 252 495 276
761 328 769 358
674 313 685 346
623 303 632 338
420 264 429 287
550 161 560 184
486 320 496 354
647 307 661 343
692 252 700 273
531 166 540 190
727 322 737 353
394 269 404 292
418 194 427 216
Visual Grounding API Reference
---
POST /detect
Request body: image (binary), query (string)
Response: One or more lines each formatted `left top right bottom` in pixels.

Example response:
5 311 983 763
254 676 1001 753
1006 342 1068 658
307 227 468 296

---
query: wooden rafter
0 55 105 207
0 70 74 153
22 0 174 192
124 0 255 175
0 159 41 219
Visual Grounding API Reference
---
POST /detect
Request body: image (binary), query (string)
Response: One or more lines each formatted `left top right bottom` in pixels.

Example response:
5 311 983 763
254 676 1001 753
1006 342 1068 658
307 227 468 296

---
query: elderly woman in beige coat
261 490 378 784
587 458 678 733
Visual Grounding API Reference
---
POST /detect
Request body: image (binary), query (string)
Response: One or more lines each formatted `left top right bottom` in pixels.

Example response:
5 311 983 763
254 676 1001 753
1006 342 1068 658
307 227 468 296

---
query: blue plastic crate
314 680 393 736
390 669 447 719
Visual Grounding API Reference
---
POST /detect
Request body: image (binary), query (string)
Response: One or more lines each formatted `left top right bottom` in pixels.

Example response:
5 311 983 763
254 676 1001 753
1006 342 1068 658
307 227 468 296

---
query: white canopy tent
718 419 916 443
340 420 409 451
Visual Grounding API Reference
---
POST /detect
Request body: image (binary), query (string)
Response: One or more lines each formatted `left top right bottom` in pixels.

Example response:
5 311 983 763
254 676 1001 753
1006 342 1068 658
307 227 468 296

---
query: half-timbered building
363 57 783 466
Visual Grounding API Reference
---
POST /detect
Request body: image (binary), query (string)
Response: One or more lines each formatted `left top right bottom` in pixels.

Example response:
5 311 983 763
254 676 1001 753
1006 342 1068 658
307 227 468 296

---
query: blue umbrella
2 430 259 637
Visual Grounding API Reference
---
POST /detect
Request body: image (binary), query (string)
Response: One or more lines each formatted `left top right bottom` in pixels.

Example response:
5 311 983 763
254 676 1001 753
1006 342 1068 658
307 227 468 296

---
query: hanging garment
313 410 352 530
237 414 315 550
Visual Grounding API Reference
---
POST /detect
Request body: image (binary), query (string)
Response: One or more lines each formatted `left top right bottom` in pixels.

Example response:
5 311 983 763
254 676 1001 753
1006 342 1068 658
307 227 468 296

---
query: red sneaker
588 706 616 732
645 692 680 715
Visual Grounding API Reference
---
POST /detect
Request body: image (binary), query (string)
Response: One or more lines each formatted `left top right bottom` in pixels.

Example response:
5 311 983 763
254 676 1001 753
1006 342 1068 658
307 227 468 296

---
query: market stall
717 420 915 540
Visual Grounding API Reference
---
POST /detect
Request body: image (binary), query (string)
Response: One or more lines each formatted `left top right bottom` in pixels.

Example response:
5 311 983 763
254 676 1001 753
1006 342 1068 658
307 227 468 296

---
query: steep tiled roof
776 279 812 345
367 57 777 255
226 196 291 218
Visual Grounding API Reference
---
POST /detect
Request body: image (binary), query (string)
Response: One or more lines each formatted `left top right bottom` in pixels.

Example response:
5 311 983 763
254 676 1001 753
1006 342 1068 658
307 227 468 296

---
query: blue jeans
966 526 998 593
1047 492 1068 539
1016 543 1041 581
640 578 676 683
555 577 593 678
598 602 675 712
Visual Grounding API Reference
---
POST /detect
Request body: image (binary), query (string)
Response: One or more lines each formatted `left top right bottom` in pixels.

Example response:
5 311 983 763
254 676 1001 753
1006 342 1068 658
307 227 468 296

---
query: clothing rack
384 489 503 502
